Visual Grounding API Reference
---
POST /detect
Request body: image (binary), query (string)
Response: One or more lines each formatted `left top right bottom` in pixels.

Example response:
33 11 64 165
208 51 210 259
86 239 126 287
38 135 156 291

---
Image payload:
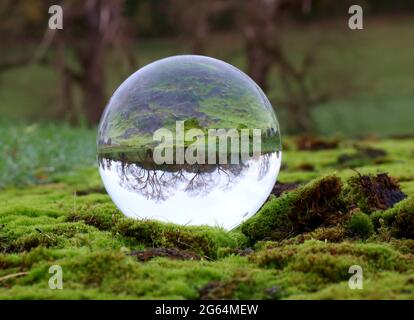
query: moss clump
307 226 346 242
250 245 297 269
389 239 414 254
371 195 414 239
393 205 414 239
241 175 345 242
198 280 236 300
68 201 247 258
67 203 122 230
347 212 374 238
64 251 141 288
130 247 201 262
344 173 406 213
75 186 106 196
290 272 414 300
263 226 347 247
114 218 246 259
0 220 94 253
5 233 59 253
216 247 254 259
251 241 411 282
198 269 283 300
198 271 254 300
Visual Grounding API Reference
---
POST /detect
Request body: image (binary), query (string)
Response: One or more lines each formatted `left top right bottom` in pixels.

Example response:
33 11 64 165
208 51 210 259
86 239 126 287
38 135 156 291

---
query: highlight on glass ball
97 55 281 229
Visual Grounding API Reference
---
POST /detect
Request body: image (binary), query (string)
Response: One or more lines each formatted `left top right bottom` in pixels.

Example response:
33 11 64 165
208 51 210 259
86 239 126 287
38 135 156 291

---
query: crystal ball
97 55 281 229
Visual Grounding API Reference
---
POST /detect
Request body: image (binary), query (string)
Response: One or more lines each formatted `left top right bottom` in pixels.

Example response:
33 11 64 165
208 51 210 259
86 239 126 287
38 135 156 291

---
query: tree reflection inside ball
97 55 281 229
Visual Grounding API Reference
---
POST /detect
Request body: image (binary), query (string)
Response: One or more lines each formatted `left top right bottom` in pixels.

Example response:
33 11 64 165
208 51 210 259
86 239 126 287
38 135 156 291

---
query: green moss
308 226 346 242
198 269 283 300
389 239 414 254
347 212 374 238
68 203 122 231
1 129 414 299
241 175 345 242
371 195 414 239
1 206 64 219
5 233 60 253
0 251 280 299
114 218 246 259
253 226 347 248
290 272 414 300
251 241 411 283
392 204 414 239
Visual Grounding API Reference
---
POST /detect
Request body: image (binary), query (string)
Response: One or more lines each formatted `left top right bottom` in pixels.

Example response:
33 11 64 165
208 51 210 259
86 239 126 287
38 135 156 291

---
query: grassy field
0 123 96 187
0 124 413 299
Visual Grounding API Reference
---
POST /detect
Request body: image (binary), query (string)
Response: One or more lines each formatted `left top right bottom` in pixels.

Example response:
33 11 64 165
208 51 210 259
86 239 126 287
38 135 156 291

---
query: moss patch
372 195 414 239
130 247 201 262
241 175 345 242
346 211 374 238
1 135 414 299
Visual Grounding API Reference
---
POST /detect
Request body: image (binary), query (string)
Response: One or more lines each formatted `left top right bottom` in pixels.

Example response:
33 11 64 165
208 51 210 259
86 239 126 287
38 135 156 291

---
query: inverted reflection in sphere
97 55 282 229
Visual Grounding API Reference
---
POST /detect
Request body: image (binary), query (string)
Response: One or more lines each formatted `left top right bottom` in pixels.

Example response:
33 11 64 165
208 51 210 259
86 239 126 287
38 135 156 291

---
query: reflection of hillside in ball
98 55 280 151
97 55 282 229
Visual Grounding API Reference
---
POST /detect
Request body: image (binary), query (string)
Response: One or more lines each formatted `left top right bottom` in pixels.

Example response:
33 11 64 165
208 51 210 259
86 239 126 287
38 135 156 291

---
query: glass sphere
97 55 281 230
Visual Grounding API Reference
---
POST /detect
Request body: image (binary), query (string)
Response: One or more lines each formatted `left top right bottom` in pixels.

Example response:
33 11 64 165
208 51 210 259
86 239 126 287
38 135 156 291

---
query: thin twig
0 272 29 282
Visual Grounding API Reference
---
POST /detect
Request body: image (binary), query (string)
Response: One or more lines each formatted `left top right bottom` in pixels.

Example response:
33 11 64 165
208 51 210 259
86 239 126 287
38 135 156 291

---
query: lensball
97 55 281 229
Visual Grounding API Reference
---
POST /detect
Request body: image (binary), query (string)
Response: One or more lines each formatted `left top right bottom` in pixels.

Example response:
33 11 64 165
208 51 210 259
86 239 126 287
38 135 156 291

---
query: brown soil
296 163 315 172
295 135 339 151
337 146 388 167
271 182 301 197
351 173 406 211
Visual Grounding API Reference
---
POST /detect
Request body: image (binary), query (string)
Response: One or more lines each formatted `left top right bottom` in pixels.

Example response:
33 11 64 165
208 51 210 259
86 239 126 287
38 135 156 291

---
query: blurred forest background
0 0 413 136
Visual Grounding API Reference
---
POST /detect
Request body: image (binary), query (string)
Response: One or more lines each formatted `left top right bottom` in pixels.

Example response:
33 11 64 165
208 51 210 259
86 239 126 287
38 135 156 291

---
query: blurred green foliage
0 123 96 187
1 17 414 136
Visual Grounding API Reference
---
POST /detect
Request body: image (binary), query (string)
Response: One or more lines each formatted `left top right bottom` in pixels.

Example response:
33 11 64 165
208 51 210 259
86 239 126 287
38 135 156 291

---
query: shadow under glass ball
97 55 281 230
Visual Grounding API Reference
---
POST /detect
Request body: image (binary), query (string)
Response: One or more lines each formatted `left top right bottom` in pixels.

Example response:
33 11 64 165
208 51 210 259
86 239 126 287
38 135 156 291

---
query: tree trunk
80 0 106 126
82 61 105 125
279 72 314 133
191 18 208 55
246 42 271 92
288 102 314 133
54 39 77 124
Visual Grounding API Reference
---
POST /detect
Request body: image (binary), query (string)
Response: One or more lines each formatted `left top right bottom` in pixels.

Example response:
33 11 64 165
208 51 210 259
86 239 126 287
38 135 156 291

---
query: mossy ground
1 127 414 299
